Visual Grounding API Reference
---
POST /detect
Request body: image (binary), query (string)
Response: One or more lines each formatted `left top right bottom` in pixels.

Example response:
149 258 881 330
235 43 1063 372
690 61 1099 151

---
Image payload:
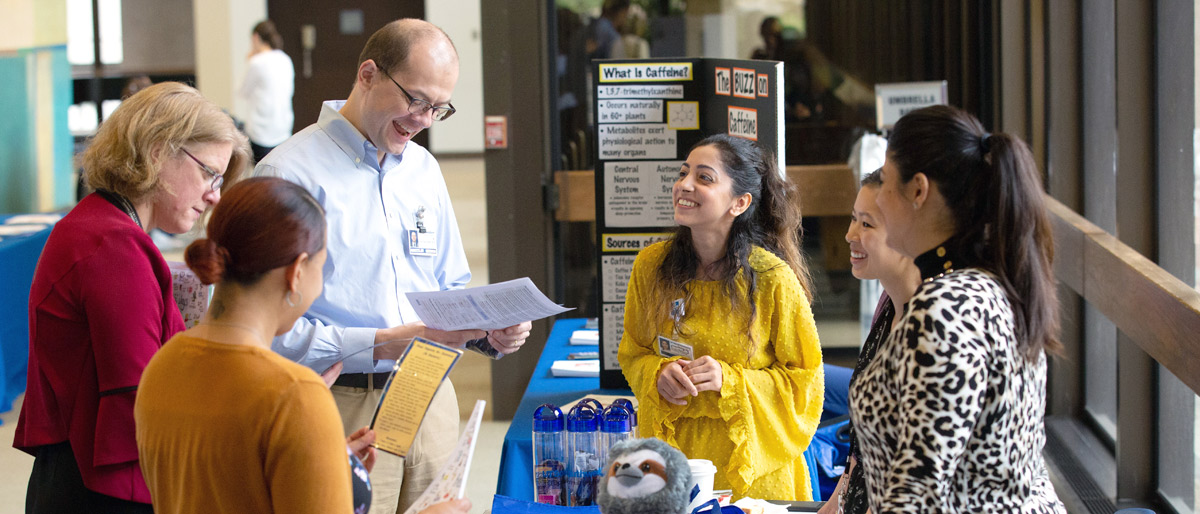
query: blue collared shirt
257 100 471 374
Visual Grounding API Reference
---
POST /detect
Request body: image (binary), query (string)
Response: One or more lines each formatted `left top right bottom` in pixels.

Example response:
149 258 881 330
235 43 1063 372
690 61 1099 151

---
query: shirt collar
913 237 974 280
316 100 405 172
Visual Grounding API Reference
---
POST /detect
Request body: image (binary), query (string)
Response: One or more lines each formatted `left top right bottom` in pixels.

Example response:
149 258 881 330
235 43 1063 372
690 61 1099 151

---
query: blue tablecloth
497 318 629 500
497 318 853 503
0 216 55 418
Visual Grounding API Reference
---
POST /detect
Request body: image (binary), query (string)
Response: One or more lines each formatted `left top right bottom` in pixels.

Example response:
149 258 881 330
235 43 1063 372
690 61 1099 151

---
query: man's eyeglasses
181 148 224 192
378 66 456 122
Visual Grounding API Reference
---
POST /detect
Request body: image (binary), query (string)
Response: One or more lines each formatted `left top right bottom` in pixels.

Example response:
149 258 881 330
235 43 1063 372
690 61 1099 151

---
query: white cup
686 459 717 511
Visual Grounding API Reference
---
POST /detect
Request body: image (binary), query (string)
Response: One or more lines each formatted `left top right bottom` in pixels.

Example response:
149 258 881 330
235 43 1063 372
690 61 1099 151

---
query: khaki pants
332 378 460 514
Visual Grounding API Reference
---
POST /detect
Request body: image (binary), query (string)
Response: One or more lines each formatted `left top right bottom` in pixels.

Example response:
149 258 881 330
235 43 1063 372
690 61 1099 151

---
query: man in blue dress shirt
258 18 531 514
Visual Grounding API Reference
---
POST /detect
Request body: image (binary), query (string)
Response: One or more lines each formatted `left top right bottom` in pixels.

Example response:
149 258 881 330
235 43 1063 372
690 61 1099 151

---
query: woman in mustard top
618 134 824 501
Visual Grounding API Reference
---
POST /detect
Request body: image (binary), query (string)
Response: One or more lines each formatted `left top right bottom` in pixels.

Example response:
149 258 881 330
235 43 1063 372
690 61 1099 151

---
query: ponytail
888 105 1060 359
983 133 1060 358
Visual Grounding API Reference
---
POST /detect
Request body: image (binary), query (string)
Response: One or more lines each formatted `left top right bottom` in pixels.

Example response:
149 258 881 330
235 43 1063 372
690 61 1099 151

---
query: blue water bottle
611 398 637 433
599 404 634 469
566 403 601 506
533 404 566 505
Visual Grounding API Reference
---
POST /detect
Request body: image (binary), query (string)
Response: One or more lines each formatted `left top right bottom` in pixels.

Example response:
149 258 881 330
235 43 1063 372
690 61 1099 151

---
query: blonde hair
80 82 250 202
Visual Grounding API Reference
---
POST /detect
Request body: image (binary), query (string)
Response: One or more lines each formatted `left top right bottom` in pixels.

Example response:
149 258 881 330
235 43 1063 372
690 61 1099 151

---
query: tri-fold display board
593 58 784 389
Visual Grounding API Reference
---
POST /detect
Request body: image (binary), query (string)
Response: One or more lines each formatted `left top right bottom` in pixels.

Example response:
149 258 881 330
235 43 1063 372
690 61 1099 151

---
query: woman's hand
656 360 697 405
682 356 723 393
346 426 377 473
319 361 344 388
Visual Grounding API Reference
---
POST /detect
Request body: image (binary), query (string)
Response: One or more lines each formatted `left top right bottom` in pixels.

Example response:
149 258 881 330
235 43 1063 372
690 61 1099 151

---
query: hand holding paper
373 324 484 361
487 321 532 354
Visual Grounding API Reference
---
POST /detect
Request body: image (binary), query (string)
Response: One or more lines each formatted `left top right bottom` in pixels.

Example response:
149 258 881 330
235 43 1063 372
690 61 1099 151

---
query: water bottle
532 404 566 505
599 404 633 469
611 398 637 433
580 397 604 413
566 403 601 506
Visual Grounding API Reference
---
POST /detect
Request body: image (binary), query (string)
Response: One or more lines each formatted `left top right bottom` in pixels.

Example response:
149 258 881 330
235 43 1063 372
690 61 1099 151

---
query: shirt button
355 157 361 163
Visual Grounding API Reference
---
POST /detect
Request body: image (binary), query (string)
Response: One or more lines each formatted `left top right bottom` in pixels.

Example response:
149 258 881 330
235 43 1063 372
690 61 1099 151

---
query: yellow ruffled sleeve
715 265 824 496
617 244 687 439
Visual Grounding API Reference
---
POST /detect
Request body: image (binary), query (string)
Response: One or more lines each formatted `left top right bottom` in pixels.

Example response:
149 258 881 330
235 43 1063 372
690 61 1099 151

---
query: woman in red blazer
14 82 250 513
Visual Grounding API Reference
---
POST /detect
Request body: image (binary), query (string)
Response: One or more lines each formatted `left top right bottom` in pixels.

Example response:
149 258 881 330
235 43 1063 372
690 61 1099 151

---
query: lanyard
96 189 143 230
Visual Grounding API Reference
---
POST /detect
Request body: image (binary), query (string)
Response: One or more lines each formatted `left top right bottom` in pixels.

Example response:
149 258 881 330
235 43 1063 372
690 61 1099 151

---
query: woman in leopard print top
848 105 1065 512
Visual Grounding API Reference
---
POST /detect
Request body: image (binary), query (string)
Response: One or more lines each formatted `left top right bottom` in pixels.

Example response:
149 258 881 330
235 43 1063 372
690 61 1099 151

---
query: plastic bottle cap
600 404 632 433
610 398 636 425
533 404 564 432
580 398 603 413
566 403 599 432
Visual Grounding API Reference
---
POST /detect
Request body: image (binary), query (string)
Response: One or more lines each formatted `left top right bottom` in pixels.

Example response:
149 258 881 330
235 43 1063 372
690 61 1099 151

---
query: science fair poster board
594 58 784 389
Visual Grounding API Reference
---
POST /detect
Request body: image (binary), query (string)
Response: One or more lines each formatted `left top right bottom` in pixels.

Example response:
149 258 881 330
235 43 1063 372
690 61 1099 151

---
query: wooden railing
1046 196 1200 395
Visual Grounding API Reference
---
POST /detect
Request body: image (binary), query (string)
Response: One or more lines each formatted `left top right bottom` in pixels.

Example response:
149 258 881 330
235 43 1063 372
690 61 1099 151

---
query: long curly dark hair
649 134 811 355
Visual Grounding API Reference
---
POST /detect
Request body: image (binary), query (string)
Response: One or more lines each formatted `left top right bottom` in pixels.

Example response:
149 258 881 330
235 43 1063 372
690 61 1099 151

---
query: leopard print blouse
848 243 1065 513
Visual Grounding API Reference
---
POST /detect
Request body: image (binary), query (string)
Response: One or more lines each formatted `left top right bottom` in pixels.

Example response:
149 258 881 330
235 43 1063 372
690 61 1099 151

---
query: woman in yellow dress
618 134 824 501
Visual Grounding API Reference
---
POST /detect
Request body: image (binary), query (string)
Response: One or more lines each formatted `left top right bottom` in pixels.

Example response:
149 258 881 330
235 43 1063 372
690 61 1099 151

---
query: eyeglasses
378 66 456 122
180 148 224 192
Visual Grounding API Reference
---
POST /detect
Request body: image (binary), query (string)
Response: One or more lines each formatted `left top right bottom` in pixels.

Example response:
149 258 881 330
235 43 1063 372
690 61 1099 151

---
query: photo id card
408 230 438 256
656 335 694 360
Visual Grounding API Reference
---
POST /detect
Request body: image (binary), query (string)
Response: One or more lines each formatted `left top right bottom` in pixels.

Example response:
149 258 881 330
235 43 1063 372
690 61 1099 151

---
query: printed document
406 277 572 331
370 338 462 457
402 400 487 514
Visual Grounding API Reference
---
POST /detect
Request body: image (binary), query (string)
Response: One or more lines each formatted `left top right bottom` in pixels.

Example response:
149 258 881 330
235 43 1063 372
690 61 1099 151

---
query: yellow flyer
370 337 462 457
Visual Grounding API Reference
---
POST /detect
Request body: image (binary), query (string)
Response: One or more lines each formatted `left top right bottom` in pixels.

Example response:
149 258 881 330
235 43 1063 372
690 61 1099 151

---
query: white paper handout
168 262 211 329
402 399 487 514
406 277 572 331
550 359 600 378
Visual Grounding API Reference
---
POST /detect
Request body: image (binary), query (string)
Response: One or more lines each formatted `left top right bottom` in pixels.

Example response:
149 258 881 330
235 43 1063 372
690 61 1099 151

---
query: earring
912 201 919 209
286 290 303 308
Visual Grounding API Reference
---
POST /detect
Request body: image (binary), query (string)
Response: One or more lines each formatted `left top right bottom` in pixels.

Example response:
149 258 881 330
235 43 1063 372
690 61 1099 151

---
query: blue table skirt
496 318 853 502
497 318 630 501
0 218 54 418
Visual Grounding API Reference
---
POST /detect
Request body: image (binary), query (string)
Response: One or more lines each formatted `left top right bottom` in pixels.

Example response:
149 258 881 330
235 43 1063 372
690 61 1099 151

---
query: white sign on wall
874 81 948 130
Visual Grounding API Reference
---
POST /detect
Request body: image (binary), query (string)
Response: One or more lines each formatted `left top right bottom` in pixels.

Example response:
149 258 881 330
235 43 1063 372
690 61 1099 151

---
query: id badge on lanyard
408 206 438 256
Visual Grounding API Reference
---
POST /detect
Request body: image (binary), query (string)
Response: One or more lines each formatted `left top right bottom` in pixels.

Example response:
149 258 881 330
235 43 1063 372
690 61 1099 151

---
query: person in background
122 75 153 100
610 4 649 59
850 105 1065 512
15 82 249 514
751 17 784 61
586 0 630 60
240 20 294 162
135 177 470 514
257 19 531 514
618 134 825 501
817 169 919 514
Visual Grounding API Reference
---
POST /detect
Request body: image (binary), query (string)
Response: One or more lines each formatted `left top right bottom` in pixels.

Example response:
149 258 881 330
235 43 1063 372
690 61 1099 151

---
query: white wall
426 0 484 154
194 0 266 113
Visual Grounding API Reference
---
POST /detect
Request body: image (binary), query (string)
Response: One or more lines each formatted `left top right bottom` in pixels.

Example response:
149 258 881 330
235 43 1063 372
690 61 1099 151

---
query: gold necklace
200 321 269 346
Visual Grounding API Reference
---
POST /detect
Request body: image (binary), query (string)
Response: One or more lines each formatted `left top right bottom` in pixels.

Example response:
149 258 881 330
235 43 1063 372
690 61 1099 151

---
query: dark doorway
268 0 427 147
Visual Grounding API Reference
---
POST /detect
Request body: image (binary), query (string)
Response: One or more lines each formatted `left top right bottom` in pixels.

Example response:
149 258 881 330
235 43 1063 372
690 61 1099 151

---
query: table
0 216 55 417
497 318 630 500
497 318 845 506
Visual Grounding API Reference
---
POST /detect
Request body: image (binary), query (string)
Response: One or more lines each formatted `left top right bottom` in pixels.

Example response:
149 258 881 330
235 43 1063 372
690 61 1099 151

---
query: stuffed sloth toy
597 438 692 514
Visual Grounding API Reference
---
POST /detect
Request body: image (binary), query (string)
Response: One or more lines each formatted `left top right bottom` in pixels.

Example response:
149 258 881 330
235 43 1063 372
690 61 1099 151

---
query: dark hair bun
184 238 229 285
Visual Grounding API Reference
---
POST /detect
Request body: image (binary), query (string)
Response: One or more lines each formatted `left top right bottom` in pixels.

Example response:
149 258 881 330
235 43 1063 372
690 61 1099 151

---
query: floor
0 156 876 513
